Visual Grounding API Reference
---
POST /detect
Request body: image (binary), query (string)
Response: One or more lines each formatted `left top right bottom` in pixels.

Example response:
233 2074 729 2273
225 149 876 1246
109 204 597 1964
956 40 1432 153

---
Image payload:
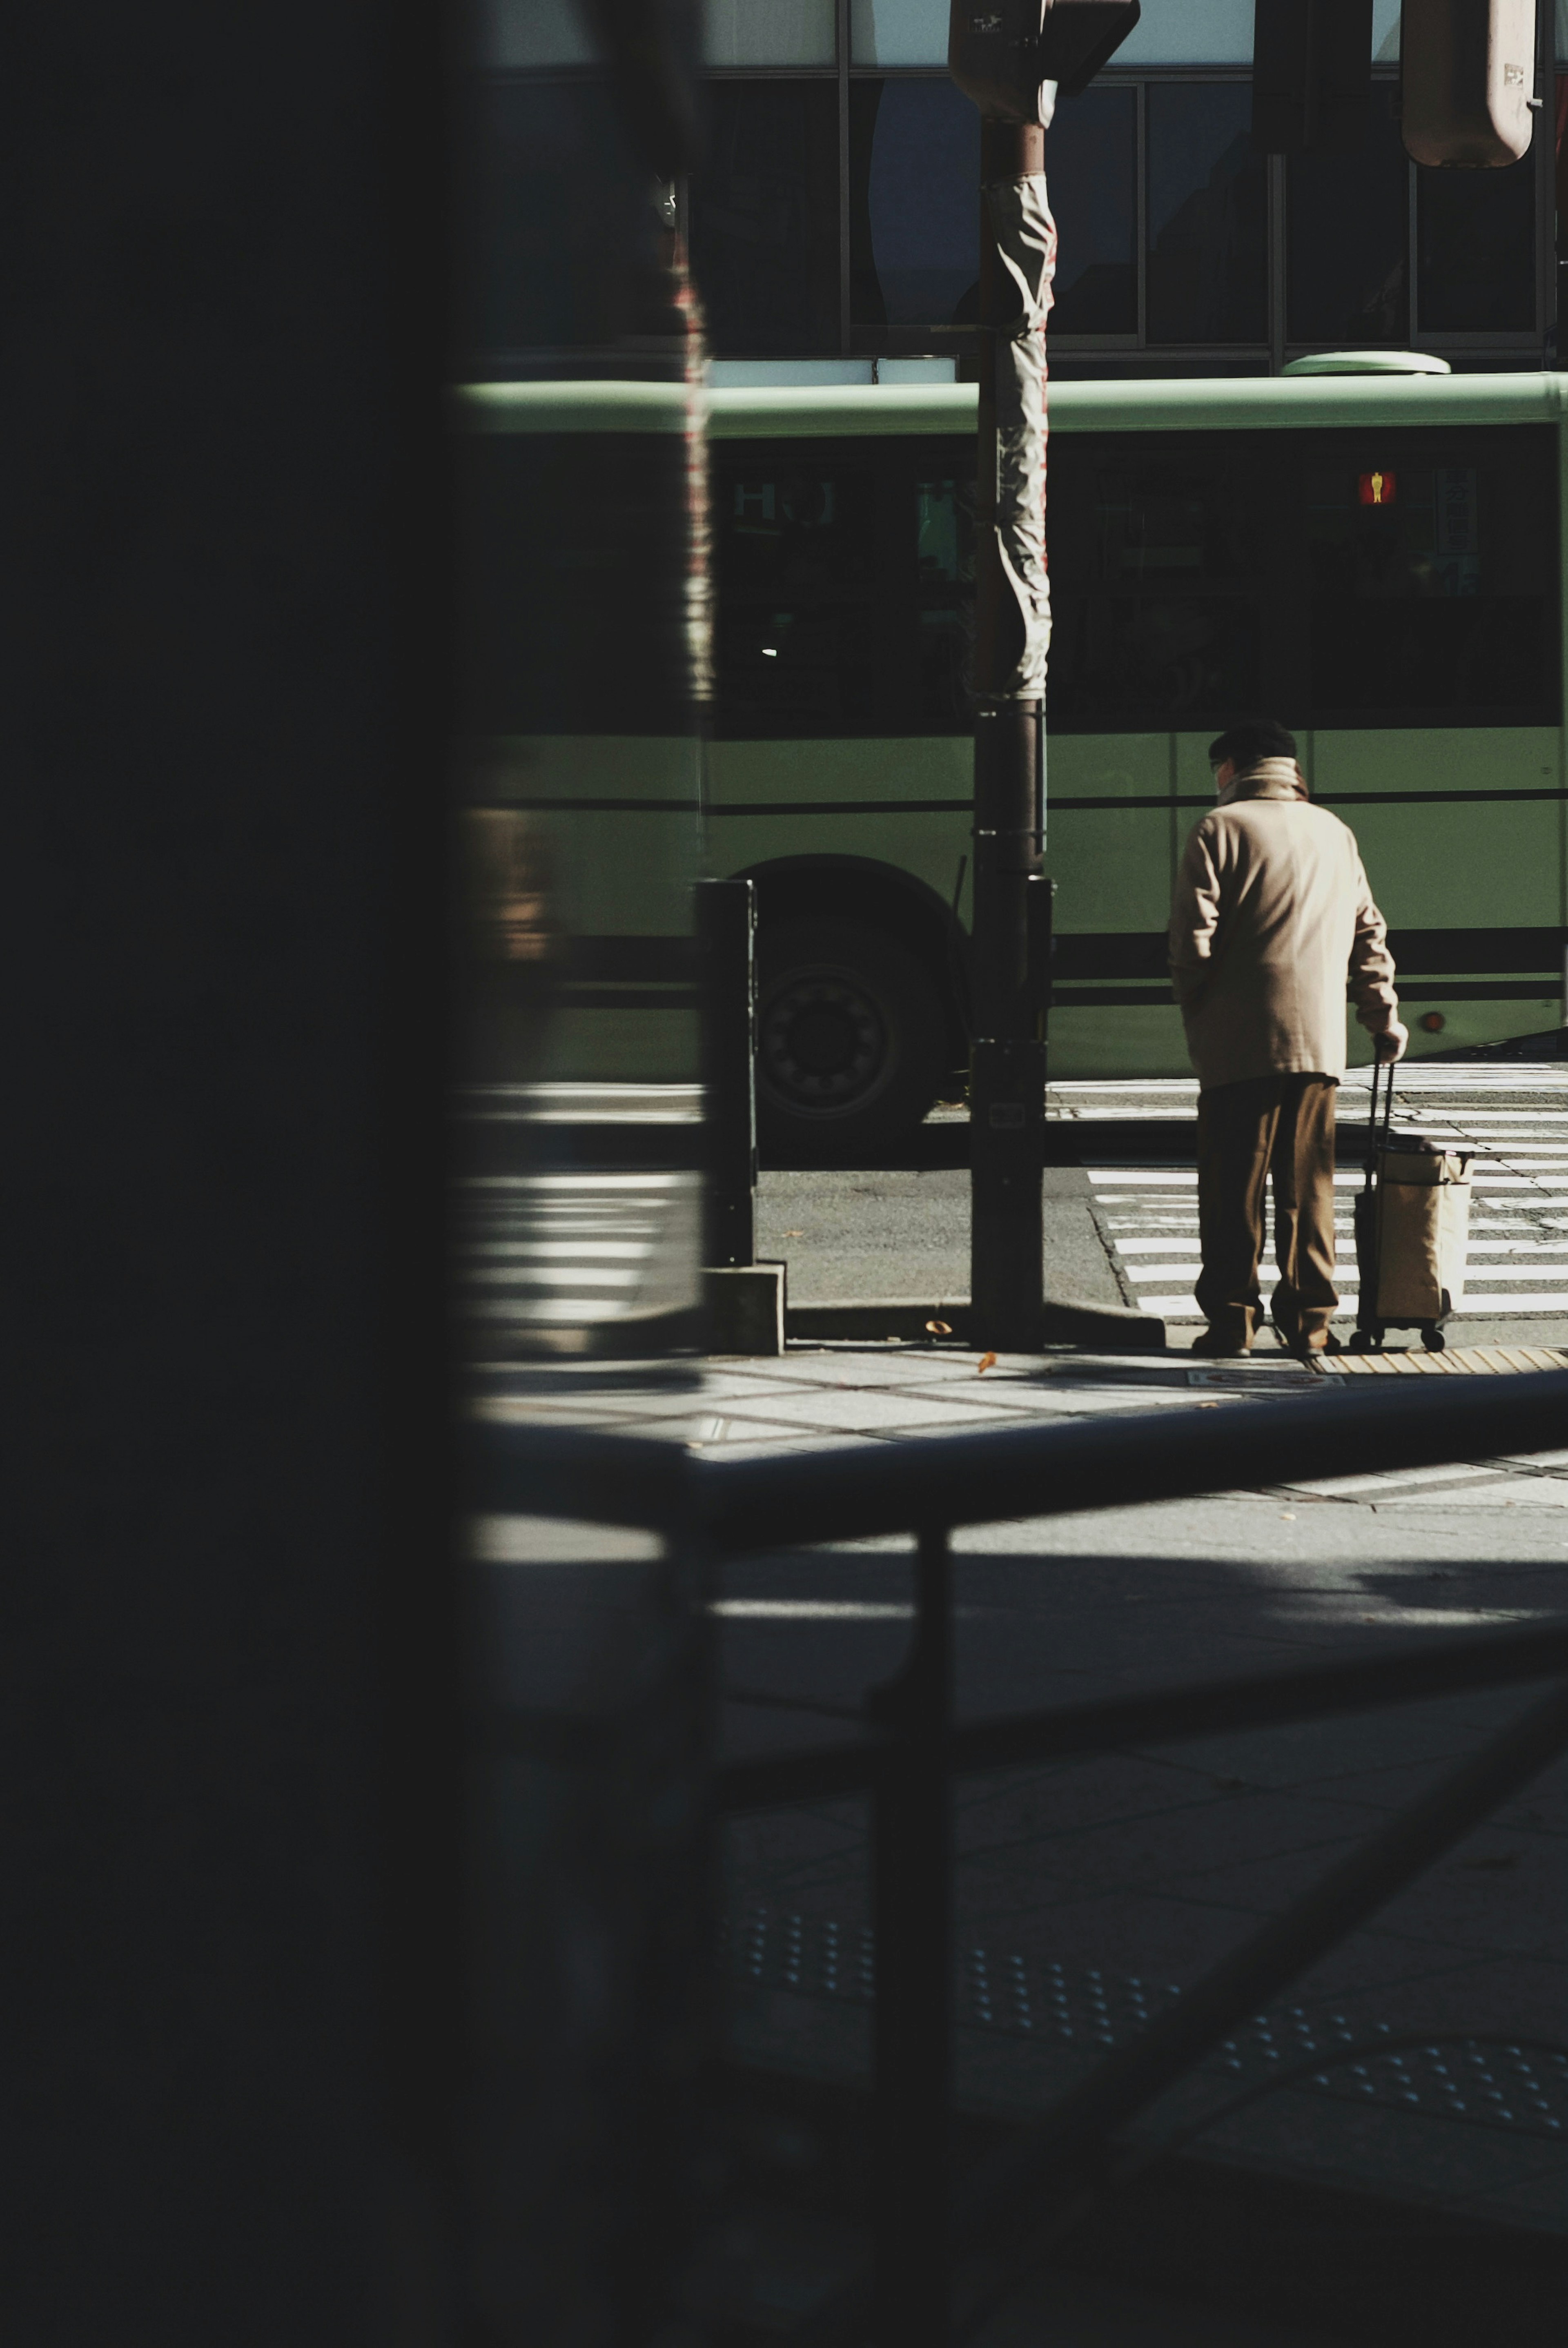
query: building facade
479 0 1567 379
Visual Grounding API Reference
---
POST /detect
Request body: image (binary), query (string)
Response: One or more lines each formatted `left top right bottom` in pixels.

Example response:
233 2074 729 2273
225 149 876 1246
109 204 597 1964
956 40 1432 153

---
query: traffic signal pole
968 120 1054 1353
952 4 1140 1354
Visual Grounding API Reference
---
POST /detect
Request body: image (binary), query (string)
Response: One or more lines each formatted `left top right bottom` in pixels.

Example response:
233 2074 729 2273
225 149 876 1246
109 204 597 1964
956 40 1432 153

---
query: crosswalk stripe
1075 1072 1568 1328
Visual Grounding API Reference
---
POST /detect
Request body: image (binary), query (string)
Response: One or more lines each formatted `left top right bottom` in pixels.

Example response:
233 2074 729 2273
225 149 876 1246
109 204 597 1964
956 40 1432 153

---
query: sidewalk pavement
476 1336 1568 2252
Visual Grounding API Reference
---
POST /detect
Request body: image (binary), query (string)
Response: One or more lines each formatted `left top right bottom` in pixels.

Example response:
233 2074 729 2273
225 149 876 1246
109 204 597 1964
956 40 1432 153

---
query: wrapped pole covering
968 117 1049 1354
982 171 1056 700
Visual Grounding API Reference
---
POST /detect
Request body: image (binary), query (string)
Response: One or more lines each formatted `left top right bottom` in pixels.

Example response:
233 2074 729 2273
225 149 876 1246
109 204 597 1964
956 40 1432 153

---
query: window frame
683 41 1554 371
472 11 1557 372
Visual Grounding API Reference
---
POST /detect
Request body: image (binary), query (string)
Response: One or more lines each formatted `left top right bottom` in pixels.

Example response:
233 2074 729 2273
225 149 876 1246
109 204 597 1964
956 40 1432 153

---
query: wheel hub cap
760 976 886 1111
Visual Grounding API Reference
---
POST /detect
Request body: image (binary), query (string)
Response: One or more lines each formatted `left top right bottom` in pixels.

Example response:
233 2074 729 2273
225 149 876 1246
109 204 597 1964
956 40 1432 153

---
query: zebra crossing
454 1088 705 1349
1057 1067 1568 1326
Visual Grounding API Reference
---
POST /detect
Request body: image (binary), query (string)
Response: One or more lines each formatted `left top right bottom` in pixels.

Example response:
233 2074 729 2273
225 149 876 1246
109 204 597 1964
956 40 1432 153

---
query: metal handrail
468 1366 1568 2345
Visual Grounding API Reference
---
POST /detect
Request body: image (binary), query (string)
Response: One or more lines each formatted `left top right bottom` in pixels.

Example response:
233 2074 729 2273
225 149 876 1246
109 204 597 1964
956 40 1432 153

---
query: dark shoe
1190 1325 1251 1357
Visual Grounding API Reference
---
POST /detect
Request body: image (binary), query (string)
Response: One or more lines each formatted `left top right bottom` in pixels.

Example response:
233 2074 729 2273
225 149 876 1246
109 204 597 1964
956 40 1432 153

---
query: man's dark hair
1208 717 1297 771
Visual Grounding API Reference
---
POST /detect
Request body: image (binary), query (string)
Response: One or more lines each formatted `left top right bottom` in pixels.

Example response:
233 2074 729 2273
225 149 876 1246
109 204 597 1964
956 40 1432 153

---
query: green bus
466 366 1568 1160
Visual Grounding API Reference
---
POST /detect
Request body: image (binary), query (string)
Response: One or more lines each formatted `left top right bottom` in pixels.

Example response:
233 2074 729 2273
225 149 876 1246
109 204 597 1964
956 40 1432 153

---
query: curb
784 1296 1167 1353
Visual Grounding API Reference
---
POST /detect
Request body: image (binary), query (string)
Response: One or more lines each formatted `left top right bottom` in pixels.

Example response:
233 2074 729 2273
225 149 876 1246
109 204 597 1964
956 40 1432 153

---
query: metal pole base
970 1034 1046 1354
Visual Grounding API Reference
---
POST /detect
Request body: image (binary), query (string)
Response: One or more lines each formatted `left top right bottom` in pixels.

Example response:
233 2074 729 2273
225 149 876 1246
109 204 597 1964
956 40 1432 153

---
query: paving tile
951 1753 1229 1845
1286 1945 1568 2040
1301 1752 1568 1825
1178 2087 1567 2224
618 1412 873 1448
773 1348 1004 1383
478 1376 809 1419
969 2261 1356 2348
1177 1824 1565 1964
704 1388 1025 1434
1373 1478 1568 1508
1353 1834 1567 1963
1149 1691 1544 1791
959 1789 1377 1900
1467 2160 1568 2230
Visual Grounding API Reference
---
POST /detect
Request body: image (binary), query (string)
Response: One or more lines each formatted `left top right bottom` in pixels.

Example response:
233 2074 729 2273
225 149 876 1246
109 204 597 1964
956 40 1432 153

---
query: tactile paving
725 1907 1568 2142
1318 1344 1568 1376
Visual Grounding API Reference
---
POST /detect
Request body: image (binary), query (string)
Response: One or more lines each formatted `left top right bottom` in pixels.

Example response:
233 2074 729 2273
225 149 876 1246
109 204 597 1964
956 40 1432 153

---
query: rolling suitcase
1350 1058 1472 1354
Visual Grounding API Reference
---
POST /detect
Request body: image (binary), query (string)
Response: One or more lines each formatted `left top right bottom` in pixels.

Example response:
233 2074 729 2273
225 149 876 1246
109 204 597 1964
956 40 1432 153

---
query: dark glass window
912 468 974 727
1145 84 1268 345
849 77 978 327
712 437 976 736
1045 435 1267 728
463 79 665 356
690 82 840 354
1417 158 1535 333
1287 84 1408 345
1303 428 1556 720
462 434 695 735
1042 85 1137 336
713 451 884 733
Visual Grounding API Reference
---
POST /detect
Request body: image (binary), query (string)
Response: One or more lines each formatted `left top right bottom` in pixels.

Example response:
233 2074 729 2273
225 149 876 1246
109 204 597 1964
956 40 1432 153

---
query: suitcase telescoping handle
1363 1053 1394 1186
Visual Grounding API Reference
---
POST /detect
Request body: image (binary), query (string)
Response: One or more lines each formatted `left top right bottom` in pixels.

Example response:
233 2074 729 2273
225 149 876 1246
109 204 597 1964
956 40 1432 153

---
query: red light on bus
1358 469 1396 506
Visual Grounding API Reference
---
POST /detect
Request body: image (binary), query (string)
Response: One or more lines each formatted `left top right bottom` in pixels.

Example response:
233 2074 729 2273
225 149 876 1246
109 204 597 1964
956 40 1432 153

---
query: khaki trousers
1195 1075 1338 1345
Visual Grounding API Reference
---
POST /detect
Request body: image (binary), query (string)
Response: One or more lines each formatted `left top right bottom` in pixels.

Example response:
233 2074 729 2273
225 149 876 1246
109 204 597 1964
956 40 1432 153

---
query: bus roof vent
1281 351 1452 376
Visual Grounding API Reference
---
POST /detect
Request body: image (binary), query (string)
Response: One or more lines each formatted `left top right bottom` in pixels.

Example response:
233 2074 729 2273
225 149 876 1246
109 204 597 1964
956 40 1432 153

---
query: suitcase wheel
1348 1328 1383 1353
1420 1325 1446 1353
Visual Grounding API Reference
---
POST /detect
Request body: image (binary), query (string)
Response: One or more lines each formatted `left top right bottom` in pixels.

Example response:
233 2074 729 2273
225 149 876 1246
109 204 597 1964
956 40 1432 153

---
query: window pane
1417 159 1535 333
713 452 884 734
1305 428 1557 720
463 80 662 356
1044 86 1137 336
462 433 698 734
691 83 840 355
913 466 975 728
1117 0 1253 62
849 79 978 327
479 0 594 67
1287 83 1408 344
1046 437 1267 728
1146 84 1267 343
851 0 949 63
703 0 836 67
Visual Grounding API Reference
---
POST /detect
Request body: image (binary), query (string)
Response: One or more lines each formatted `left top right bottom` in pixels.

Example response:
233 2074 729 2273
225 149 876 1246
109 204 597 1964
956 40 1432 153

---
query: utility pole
949 2 1139 1353
967 113 1051 1354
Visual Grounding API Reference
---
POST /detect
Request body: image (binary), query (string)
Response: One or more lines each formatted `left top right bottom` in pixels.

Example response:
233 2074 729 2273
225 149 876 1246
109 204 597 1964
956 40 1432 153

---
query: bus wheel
755 919 947 1161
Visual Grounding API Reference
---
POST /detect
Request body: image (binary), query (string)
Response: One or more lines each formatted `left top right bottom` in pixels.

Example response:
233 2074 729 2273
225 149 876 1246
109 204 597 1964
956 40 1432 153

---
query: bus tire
755 918 947 1161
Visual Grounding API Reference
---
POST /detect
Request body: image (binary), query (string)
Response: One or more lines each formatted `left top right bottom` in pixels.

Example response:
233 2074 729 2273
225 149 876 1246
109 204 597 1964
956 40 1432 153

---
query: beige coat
1168 767 1399 1091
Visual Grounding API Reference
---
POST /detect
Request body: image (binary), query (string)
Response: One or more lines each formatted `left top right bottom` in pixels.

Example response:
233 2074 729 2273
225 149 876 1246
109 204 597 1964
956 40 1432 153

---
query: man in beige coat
1168 717 1408 1357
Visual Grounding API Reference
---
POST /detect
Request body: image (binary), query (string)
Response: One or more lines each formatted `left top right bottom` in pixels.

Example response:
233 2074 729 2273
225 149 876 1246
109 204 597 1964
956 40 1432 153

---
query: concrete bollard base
705 1263 787 1357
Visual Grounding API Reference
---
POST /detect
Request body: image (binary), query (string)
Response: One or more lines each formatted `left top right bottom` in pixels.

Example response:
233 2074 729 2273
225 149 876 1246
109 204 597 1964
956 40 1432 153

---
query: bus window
913 470 973 730
715 457 882 733
1303 427 1557 722
1045 438 1265 729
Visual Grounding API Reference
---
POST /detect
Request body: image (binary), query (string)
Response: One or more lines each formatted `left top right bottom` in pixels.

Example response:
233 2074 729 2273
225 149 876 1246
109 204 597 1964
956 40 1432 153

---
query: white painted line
710 1599 913 1620
1452 1292 1568 1310
1138 1295 1568 1317
1123 1266 1360 1290
1455 1268 1568 1283
1088 1170 1196 1184
1466 1241 1568 1254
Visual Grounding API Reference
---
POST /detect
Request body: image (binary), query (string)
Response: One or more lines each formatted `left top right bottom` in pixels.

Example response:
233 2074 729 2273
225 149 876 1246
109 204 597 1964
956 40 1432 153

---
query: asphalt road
761 1074 1568 1349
